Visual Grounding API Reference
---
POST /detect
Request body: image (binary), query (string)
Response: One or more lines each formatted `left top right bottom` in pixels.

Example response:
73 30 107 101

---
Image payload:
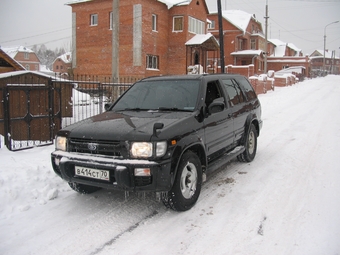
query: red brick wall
71 0 113 77
224 65 255 78
71 0 209 78
14 52 40 71
53 59 72 73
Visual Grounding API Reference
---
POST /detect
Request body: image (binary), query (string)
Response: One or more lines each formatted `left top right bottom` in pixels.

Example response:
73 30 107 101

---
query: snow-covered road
1 76 340 255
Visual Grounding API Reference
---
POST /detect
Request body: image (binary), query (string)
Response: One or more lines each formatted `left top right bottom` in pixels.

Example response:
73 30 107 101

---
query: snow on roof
230 50 263 56
2 46 34 58
0 71 52 80
310 49 336 59
287 43 301 53
185 33 218 45
66 0 191 9
268 39 286 57
217 10 256 33
159 0 191 9
65 0 92 5
275 66 306 75
58 52 72 64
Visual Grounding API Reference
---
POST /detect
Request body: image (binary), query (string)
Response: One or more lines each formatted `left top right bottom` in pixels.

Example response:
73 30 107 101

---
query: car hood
62 110 196 141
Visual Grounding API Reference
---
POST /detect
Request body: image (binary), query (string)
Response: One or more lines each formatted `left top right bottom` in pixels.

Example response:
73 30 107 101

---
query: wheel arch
245 114 260 137
171 141 207 186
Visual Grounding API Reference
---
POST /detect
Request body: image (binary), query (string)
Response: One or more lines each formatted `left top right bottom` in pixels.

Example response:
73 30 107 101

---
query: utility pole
217 0 225 73
264 0 269 74
112 0 119 82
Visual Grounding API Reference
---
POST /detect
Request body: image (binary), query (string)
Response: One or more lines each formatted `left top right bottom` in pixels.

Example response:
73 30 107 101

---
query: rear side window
221 79 245 106
236 76 257 100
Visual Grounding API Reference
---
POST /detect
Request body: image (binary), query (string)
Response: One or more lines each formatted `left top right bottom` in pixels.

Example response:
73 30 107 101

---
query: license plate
75 166 110 181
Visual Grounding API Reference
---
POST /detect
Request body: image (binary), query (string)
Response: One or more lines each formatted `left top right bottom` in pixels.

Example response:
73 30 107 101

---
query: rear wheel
238 123 257 162
162 151 202 211
68 182 101 194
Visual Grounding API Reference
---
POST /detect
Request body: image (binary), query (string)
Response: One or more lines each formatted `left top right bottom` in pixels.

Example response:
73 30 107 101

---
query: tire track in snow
89 210 159 255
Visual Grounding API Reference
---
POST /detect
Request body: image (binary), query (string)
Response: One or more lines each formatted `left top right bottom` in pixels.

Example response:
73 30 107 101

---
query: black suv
51 74 262 211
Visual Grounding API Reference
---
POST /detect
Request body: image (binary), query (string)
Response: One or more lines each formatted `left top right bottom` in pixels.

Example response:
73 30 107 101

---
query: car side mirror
207 97 225 115
104 103 113 111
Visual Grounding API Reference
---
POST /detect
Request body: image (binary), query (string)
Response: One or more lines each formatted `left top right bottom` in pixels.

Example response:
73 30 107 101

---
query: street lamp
323 21 339 74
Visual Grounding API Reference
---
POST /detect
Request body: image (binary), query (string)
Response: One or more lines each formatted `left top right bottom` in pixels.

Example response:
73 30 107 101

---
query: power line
0 27 71 44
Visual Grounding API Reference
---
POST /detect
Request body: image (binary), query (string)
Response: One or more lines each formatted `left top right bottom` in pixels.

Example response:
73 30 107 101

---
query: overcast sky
0 0 339 56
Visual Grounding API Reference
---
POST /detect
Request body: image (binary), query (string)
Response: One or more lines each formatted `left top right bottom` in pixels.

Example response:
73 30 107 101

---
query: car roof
140 73 244 82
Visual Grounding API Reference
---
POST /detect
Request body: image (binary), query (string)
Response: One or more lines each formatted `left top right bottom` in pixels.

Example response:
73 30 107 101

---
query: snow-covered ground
1 75 340 255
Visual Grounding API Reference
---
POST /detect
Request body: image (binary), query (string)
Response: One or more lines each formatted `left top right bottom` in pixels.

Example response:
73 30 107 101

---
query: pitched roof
2 46 34 59
185 33 219 50
0 48 25 71
66 0 192 9
209 10 260 33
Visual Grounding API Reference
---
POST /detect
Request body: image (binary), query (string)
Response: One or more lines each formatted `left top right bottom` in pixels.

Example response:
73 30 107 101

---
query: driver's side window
205 81 223 107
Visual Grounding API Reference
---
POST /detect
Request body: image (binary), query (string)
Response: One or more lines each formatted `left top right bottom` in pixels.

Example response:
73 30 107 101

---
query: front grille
69 138 123 157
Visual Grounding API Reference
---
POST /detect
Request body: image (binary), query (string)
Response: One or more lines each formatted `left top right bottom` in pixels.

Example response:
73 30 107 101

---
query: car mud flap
115 166 131 189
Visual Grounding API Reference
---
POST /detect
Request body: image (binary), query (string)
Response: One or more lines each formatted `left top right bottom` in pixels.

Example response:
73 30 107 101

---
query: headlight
131 142 153 158
131 141 167 158
56 136 67 151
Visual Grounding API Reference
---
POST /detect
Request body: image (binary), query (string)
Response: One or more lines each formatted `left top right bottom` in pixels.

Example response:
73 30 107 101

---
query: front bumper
51 151 173 192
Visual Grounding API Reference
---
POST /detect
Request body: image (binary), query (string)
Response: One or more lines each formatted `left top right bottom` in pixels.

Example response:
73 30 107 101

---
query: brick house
309 49 340 76
67 0 218 80
52 52 72 77
266 39 308 76
2 46 41 71
207 10 266 76
0 48 25 74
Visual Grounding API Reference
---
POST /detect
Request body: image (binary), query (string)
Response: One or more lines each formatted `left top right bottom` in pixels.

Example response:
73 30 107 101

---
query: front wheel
68 182 102 194
238 123 258 162
162 151 202 211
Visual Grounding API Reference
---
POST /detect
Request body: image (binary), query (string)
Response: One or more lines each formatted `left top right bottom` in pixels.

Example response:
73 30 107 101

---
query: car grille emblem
88 143 97 151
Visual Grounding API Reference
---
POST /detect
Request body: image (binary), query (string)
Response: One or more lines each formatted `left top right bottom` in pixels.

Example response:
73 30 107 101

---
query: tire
162 151 202 211
68 182 102 194
238 123 258 162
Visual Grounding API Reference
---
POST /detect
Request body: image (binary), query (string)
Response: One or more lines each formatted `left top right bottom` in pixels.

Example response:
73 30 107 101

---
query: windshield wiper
158 107 191 112
123 108 148 111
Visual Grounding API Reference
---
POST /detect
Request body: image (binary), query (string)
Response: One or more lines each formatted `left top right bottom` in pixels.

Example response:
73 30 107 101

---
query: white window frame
109 12 113 30
146 55 159 70
24 52 29 59
173 16 183 32
250 39 256 50
208 20 215 29
90 14 98 26
152 14 157 31
188 16 205 34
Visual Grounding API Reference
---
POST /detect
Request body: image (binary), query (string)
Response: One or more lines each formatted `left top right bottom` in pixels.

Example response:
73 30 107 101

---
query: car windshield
112 79 200 112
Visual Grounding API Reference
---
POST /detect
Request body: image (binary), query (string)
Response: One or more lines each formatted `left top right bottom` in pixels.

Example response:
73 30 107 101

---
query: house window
109 12 113 29
208 20 215 29
146 55 159 69
173 16 183 32
251 39 256 50
25 64 30 70
24 52 29 59
35 64 39 70
90 14 98 26
238 39 243 50
56 66 59 70
152 14 157 31
189 16 205 34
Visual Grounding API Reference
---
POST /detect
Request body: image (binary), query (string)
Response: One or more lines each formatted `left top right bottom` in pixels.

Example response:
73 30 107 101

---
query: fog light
54 157 60 166
134 168 151 176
